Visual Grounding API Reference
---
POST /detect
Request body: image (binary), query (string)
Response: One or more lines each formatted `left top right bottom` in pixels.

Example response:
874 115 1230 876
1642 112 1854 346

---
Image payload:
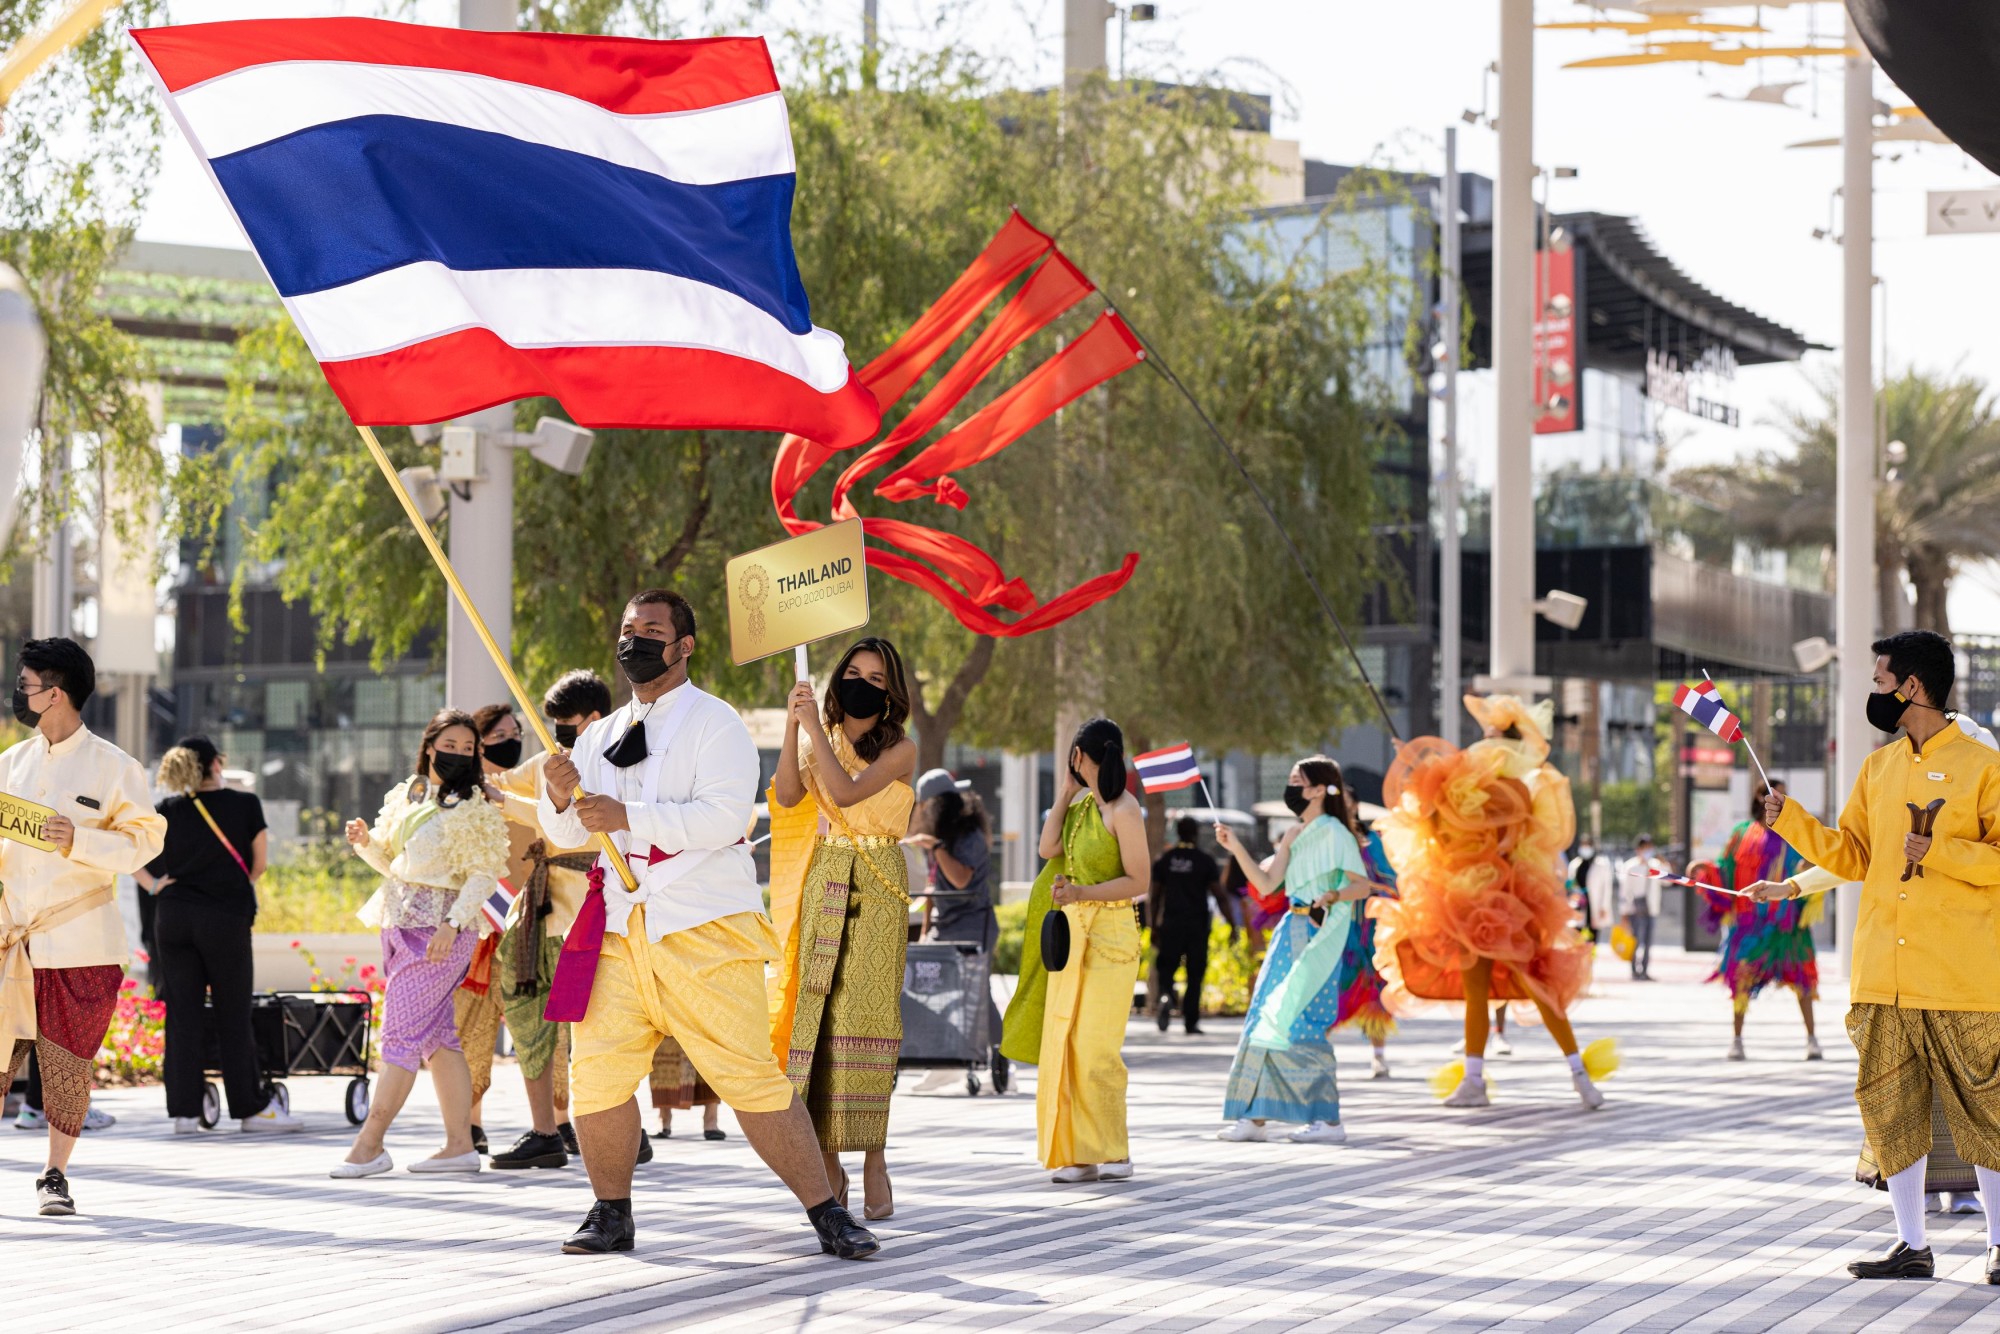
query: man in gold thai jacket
1761 629 2000 1283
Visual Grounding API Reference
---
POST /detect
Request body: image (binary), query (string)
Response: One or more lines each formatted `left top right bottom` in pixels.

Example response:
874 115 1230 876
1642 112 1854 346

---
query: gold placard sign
0 792 58 852
727 519 870 665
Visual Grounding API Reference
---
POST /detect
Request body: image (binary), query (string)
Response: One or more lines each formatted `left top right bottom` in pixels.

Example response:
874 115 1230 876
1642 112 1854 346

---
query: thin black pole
1099 299 1404 744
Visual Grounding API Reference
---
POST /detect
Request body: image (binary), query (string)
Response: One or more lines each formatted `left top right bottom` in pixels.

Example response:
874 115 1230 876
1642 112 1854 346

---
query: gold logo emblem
737 563 770 646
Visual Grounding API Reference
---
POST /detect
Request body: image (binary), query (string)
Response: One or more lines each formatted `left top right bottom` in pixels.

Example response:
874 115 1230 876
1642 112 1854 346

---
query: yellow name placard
727 519 871 665
0 792 57 852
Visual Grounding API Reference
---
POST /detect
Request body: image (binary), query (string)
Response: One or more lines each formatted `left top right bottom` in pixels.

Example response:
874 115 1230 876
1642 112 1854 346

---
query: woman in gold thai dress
768 637 918 1221
999 717 1151 1183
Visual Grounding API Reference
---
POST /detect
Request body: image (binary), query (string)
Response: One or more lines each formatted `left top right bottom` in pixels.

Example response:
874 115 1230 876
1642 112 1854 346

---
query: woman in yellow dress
769 636 918 1221
1000 717 1150 1183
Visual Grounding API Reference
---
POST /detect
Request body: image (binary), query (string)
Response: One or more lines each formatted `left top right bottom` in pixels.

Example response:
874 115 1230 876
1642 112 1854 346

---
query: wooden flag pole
353 424 639 892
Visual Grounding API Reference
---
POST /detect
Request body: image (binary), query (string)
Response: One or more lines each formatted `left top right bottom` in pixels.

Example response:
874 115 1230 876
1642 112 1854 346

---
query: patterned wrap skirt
784 835 909 1152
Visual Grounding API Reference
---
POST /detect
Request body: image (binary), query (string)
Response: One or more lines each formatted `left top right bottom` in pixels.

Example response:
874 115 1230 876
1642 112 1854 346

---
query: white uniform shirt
1569 851 1616 930
0 725 165 968
537 682 762 943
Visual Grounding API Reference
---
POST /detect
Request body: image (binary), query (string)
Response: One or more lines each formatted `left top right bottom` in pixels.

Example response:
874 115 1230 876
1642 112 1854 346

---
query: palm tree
1674 369 2000 636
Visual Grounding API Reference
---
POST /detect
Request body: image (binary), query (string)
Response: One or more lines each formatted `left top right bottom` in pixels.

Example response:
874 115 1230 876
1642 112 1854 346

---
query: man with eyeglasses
0 637 165 1217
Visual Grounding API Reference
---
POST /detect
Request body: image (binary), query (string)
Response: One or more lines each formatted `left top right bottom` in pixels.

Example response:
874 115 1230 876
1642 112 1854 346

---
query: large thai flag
128 19 881 445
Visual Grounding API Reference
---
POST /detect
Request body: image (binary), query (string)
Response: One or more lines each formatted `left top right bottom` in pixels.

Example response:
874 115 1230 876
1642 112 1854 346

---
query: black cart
199 990 374 1128
898 940 1006 1095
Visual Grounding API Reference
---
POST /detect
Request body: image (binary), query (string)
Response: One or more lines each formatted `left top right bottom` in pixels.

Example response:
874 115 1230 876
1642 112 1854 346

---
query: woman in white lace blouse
331 709 509 1179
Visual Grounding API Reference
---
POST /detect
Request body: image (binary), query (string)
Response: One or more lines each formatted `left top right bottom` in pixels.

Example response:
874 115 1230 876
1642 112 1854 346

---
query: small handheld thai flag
1673 680 1743 743
480 879 517 933
1134 744 1204 795
127 19 880 445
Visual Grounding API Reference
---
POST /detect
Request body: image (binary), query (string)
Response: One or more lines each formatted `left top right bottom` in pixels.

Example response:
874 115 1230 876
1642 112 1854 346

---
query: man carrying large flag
128 17 884 1258
1755 630 2000 1282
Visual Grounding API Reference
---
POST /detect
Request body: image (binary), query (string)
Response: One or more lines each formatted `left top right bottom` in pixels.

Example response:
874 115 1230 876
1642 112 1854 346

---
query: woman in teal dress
1212 756 1378 1145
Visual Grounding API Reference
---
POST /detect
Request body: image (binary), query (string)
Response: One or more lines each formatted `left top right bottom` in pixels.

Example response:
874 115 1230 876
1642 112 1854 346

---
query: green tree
1675 369 2000 635
191 37 1402 764
0 0 170 558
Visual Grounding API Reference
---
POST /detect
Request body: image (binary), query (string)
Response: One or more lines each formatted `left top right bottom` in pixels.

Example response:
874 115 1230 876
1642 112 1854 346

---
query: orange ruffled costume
1372 695 1591 1015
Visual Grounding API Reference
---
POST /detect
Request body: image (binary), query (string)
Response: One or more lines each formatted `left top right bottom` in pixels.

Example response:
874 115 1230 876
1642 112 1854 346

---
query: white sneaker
80 1106 115 1132
1449 1036 1466 1054
1097 1159 1133 1181
1051 1164 1099 1183
172 1117 204 1135
14 1106 46 1131
1288 1120 1348 1145
1927 1192 1945 1215
1805 1036 1823 1061
1491 1034 1513 1057
1442 1077 1489 1108
242 1102 306 1134
1728 1036 1745 1061
1949 1192 1984 1215
407 1151 482 1174
1216 1118 1267 1142
1574 1073 1605 1111
330 1151 394 1179
1370 1052 1390 1079
913 1068 962 1094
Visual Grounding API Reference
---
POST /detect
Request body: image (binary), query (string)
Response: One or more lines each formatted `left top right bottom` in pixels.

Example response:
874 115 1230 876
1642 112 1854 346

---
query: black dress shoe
1185 1023 1205 1036
704 1128 727 1142
470 1124 488 1155
557 1121 579 1155
812 1204 880 1259
35 1167 74 1217
490 1131 568 1170
1986 1245 2000 1285
562 1201 635 1254
1848 1241 1934 1279
635 1131 654 1166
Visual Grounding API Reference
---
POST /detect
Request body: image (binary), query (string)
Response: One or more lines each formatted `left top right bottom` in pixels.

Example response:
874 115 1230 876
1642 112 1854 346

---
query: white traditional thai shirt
353 780 509 935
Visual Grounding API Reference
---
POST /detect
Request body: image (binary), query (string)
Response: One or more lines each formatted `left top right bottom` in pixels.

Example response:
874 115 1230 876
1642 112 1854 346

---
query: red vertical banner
1533 238 1580 435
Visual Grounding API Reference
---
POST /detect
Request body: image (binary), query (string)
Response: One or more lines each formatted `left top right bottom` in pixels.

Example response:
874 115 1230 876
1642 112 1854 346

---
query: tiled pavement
5 947 1997 1332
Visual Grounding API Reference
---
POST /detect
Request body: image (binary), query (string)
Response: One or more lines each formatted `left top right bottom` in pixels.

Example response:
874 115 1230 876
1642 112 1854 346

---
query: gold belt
825 833 900 849
1289 905 1313 915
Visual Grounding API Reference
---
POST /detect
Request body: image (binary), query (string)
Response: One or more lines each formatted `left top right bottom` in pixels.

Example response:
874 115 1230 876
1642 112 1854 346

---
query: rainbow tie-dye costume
1703 819 1819 1004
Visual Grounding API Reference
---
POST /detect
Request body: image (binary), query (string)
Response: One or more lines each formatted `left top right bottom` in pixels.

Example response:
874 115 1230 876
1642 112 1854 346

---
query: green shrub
994 899 1029 975
254 859 379 934
996 899 1255 1018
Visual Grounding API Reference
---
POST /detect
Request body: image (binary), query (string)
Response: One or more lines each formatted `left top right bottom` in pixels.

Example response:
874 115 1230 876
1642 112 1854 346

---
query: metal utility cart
199 990 374 1128
898 938 1003 1095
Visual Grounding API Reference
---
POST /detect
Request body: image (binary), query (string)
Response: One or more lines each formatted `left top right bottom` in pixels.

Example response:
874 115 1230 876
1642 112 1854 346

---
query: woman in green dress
1000 718 1150 1183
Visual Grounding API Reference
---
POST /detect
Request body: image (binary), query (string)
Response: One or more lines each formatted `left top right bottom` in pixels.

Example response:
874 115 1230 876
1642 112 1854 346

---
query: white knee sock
1978 1165 2000 1246
1886 1158 1929 1249
1463 1055 1484 1082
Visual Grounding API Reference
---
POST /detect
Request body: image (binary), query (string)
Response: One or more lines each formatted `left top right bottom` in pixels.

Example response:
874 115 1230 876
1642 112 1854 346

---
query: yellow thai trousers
1037 899 1141 1169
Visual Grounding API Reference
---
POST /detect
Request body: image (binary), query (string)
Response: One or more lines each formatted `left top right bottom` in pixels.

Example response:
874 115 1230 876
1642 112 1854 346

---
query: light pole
1488 0 1539 698
1834 14 1875 971
1439 126 1463 744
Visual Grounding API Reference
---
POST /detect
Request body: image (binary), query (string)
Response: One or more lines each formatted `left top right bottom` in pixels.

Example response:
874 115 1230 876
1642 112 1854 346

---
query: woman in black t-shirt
137 737 298 1133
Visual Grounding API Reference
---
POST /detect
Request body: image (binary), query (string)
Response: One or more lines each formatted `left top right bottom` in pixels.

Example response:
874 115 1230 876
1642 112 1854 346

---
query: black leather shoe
704 1128 727 1142
490 1131 568 1170
35 1167 74 1217
635 1131 653 1166
1986 1245 2000 1285
562 1202 635 1254
813 1204 880 1259
470 1124 488 1155
1847 1241 1934 1279
557 1121 579 1155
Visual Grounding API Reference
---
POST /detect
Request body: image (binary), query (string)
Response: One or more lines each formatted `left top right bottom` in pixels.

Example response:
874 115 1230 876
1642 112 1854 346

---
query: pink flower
119 978 137 992
343 956 357 967
291 939 302 949
133 948 150 964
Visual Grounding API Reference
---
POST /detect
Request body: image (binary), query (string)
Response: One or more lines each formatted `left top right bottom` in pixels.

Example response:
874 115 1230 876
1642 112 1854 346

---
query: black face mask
836 676 889 721
483 738 523 770
1283 784 1312 817
431 752 482 797
552 722 579 749
616 634 680 685
1866 688 1912 734
12 687 42 727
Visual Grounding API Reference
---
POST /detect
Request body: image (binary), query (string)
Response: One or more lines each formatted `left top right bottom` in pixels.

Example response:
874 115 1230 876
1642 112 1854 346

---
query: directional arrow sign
1928 189 2000 235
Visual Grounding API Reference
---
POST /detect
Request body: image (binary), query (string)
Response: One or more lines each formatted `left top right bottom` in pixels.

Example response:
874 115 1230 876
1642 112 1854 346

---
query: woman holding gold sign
1001 718 1149 1184
769 637 918 1222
